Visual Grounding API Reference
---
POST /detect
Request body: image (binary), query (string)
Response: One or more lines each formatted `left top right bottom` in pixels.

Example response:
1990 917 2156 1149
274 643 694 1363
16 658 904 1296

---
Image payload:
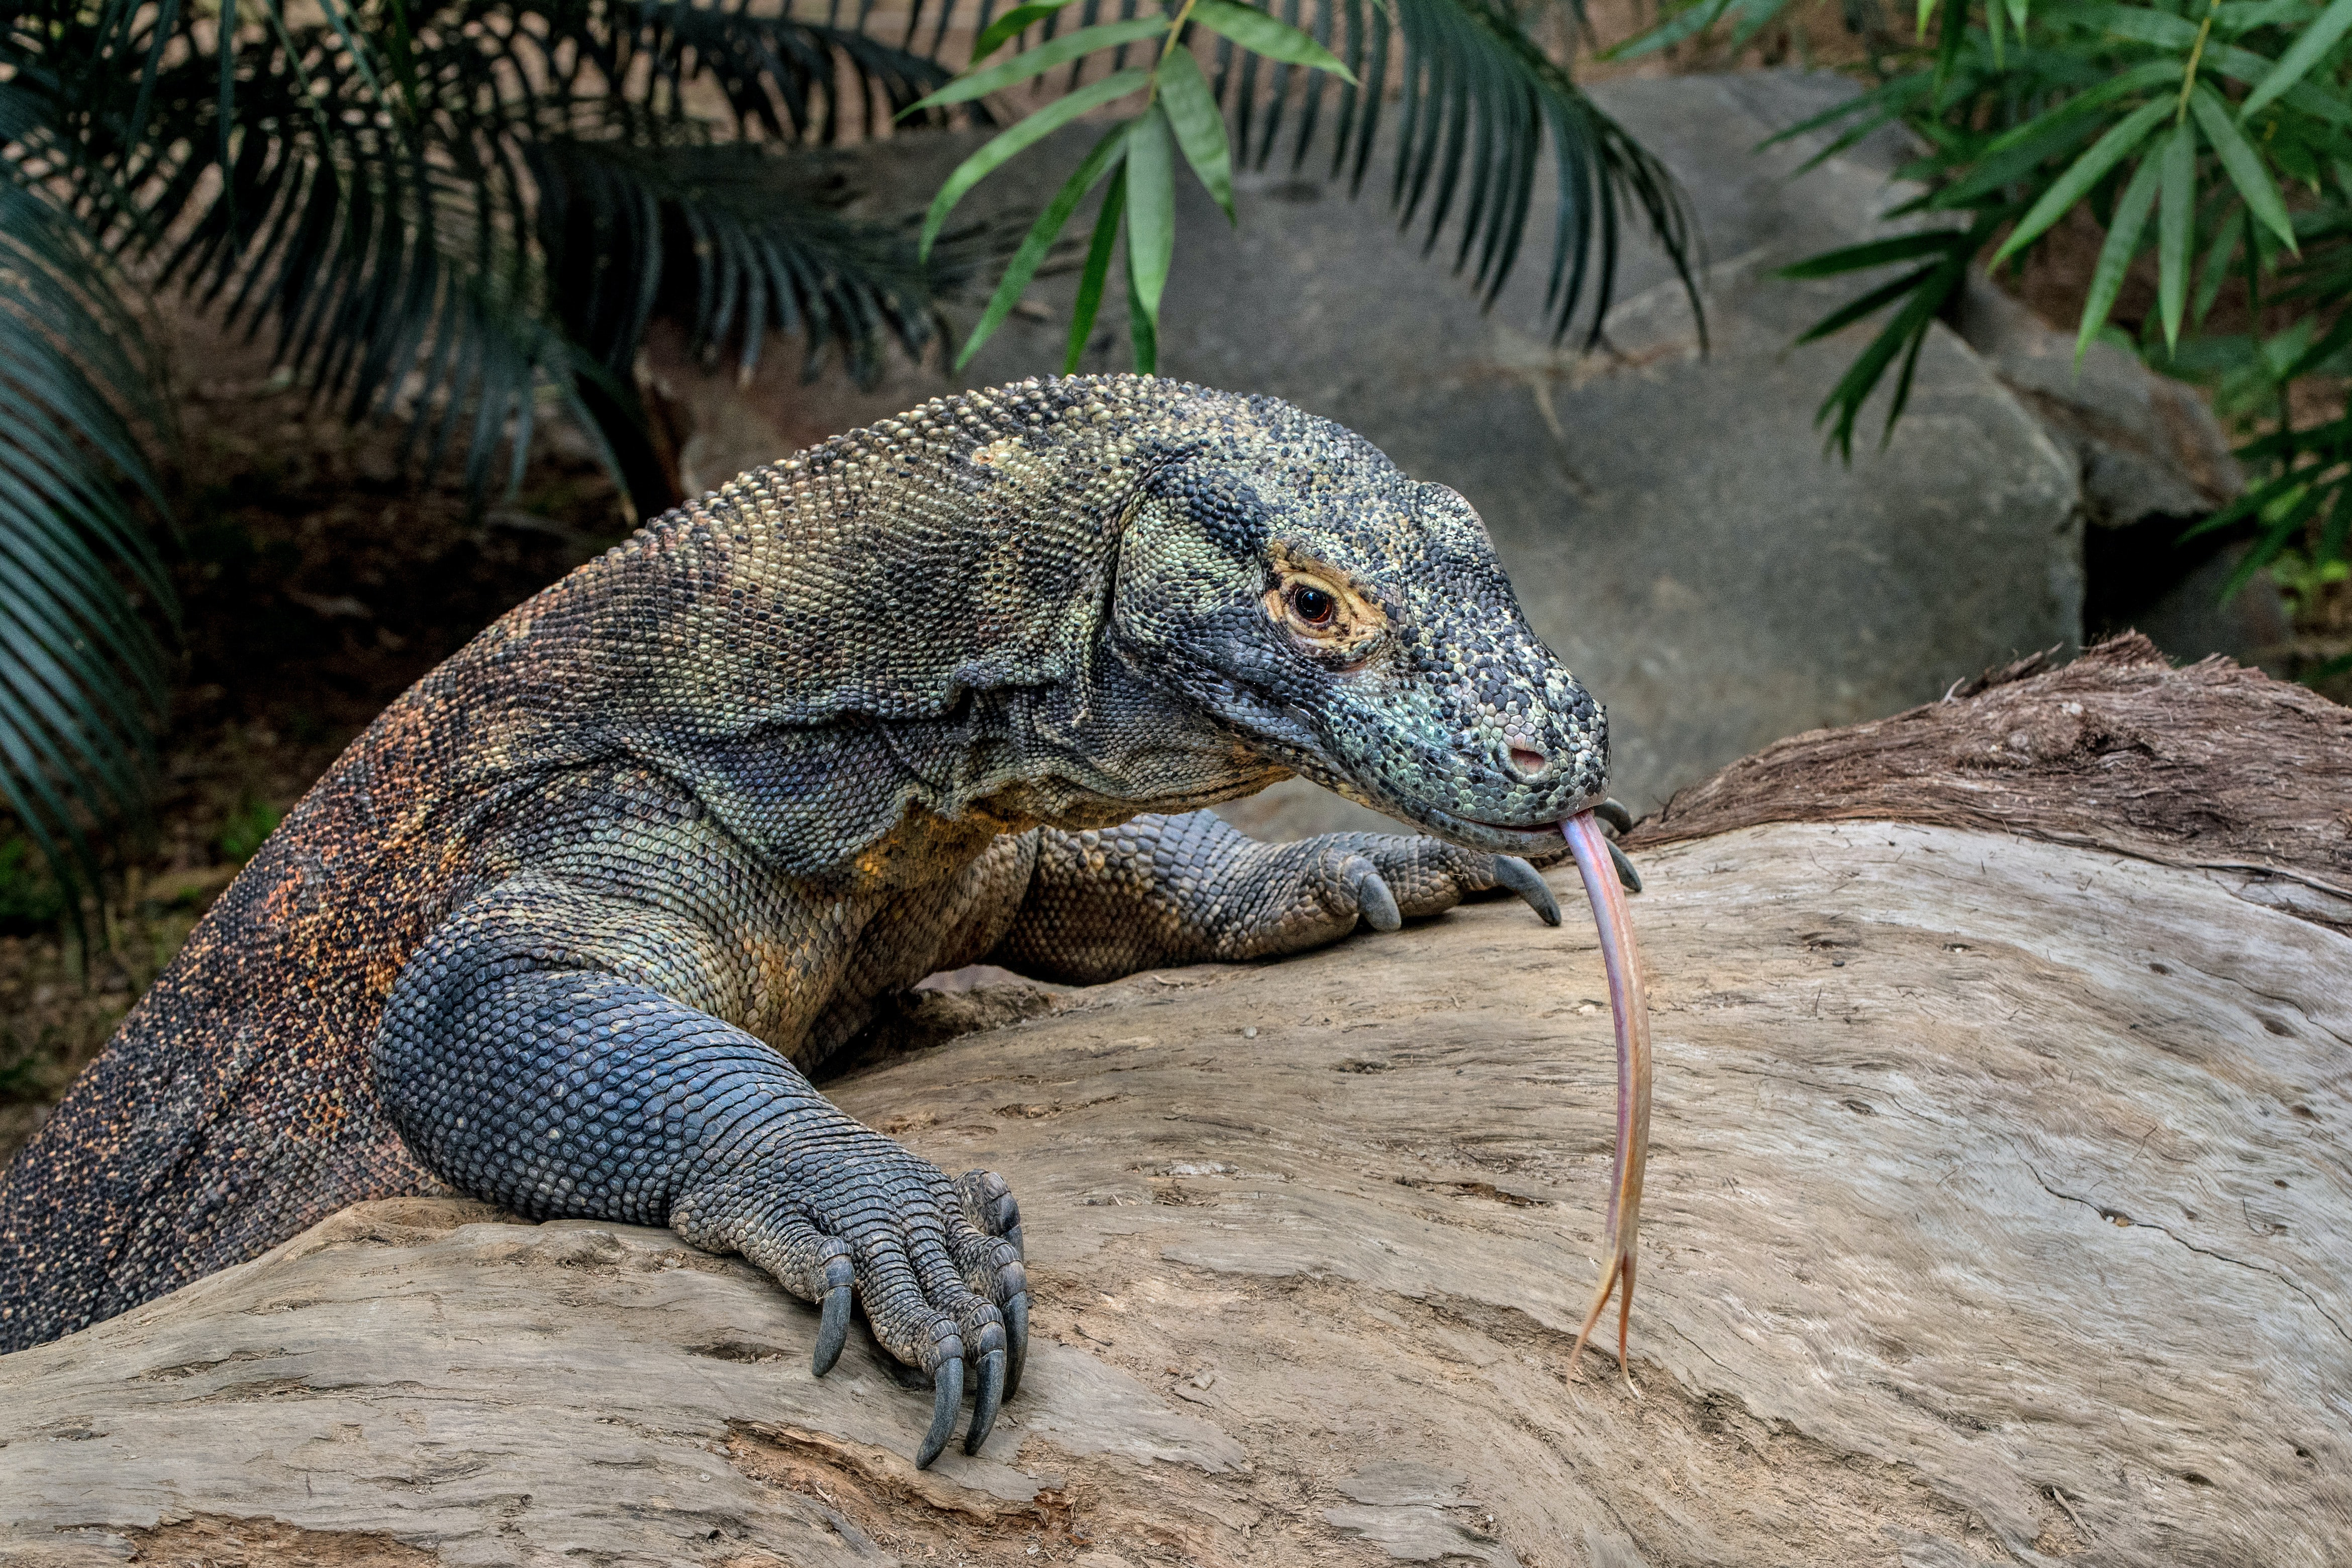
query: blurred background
0 0 2342 1160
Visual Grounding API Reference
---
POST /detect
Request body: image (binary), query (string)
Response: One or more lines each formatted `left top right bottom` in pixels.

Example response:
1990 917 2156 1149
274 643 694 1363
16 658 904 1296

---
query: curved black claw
965 1346 1008 1454
811 1253 855 1376
1493 855 1561 926
1002 1290 1031 1400
1607 838 1643 895
1596 798 1635 836
1351 865 1403 932
956 1168 1026 1261
917 1352 964 1470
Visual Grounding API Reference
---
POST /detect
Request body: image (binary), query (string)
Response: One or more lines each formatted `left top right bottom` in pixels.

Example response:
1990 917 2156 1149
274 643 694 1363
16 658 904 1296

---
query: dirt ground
2 11 2345 1166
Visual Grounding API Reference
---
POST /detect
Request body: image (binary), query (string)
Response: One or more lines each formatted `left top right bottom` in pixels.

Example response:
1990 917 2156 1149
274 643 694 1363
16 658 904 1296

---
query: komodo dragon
0 374 1616 1465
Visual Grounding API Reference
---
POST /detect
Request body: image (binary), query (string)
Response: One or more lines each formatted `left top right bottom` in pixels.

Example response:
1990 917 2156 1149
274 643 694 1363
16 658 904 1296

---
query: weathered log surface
3 651 2348 1568
1631 634 2352 931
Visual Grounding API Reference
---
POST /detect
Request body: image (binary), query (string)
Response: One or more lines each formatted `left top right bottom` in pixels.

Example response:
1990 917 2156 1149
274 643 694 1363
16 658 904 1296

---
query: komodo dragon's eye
1288 585 1336 625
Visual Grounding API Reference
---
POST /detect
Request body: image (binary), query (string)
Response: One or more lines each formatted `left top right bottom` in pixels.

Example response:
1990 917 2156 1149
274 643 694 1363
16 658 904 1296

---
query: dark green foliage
1622 0 2352 633
0 73 174 938
0 838 71 934
0 0 963 920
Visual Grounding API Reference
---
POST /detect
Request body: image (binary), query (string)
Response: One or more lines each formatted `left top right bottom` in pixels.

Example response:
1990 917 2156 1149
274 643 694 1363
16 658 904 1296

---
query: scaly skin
0 375 1607 1462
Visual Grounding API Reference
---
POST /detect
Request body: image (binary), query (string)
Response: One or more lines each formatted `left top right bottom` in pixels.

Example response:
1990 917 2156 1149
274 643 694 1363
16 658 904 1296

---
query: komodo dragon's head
1107 384 1608 858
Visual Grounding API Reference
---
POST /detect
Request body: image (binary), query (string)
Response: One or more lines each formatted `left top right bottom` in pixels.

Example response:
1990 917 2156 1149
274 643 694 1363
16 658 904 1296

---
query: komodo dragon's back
0 630 526 1345
0 376 1607 1455
0 476 691 1345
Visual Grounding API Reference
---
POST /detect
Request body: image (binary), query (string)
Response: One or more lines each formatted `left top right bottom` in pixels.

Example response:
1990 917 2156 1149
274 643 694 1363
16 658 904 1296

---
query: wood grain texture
5 816 2345 1566
1627 634 2352 931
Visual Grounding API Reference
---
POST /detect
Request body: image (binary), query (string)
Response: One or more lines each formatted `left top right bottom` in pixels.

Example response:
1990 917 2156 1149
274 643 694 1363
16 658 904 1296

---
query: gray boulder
1951 280 2287 672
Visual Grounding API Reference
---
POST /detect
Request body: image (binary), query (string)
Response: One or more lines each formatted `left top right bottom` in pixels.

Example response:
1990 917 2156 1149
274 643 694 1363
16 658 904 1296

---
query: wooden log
3 643 2345 1567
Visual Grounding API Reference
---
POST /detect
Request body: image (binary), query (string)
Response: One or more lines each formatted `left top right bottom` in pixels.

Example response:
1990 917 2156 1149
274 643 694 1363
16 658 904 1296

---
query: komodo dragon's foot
670 1134 1029 1468
1594 798 1642 894
1288 831 1566 935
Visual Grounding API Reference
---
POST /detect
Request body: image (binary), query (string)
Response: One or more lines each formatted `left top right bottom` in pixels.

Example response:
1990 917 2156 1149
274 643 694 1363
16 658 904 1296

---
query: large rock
5 640 2347 1567
1950 282 2287 671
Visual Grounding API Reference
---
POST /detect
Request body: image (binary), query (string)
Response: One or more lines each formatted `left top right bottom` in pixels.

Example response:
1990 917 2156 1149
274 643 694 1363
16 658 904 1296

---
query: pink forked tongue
1560 809 1653 1392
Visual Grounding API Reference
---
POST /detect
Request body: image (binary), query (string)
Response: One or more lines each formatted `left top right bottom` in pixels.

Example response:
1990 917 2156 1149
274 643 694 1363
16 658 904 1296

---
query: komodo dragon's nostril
1508 745 1547 777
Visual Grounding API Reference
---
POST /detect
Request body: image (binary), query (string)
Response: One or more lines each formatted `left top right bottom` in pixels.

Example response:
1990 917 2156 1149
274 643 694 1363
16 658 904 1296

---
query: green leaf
2217 0 2318 32
2079 150 2162 362
1128 248 1160 372
1776 229 1964 279
1932 64 2175 210
955 123 1131 371
1990 97 2173 267
2157 123 2195 352
1066 166 1128 373
908 17 1172 113
2191 201 2240 325
971 0 1086 65
2086 6 2201 46
2201 43 2352 123
2187 82 2298 249
1605 0 1738 61
921 70 1151 258
1125 105 1177 321
1792 261 1943 346
1186 0 1357 81
2241 0 2352 118
1157 46 1235 223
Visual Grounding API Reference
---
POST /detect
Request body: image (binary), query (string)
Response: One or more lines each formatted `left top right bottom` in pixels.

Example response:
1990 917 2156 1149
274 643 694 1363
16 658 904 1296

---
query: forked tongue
1560 809 1652 1391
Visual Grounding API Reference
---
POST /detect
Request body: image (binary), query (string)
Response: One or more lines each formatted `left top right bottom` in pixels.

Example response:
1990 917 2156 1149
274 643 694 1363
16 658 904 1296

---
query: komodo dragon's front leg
992 810 1560 983
375 874 1032 1469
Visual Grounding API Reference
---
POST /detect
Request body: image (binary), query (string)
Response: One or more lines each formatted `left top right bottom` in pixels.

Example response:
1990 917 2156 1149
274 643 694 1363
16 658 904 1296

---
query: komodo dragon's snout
0 374 1639 1473
1114 428 1608 860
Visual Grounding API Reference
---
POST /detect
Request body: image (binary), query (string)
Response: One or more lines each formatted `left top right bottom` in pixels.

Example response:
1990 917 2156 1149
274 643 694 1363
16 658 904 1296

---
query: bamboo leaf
2157 123 2195 351
971 0 1086 64
2241 0 2352 118
908 16 1170 112
1603 0 1738 61
1128 245 1160 370
1990 97 2173 267
2191 199 2240 324
1066 165 1127 371
1125 104 1176 320
1158 46 1235 222
955 123 1129 371
2187 84 2298 250
1187 0 1357 81
920 70 1150 257
2080 149 2161 361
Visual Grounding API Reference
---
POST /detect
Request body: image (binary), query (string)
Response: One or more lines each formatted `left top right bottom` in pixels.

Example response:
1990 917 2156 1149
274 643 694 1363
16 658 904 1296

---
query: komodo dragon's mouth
1198 672 1595 855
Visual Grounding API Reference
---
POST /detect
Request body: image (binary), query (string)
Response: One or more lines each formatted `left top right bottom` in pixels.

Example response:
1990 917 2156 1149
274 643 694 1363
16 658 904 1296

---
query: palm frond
72 0 961 519
1213 0 1703 347
0 0 972 915
0 78 174 932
